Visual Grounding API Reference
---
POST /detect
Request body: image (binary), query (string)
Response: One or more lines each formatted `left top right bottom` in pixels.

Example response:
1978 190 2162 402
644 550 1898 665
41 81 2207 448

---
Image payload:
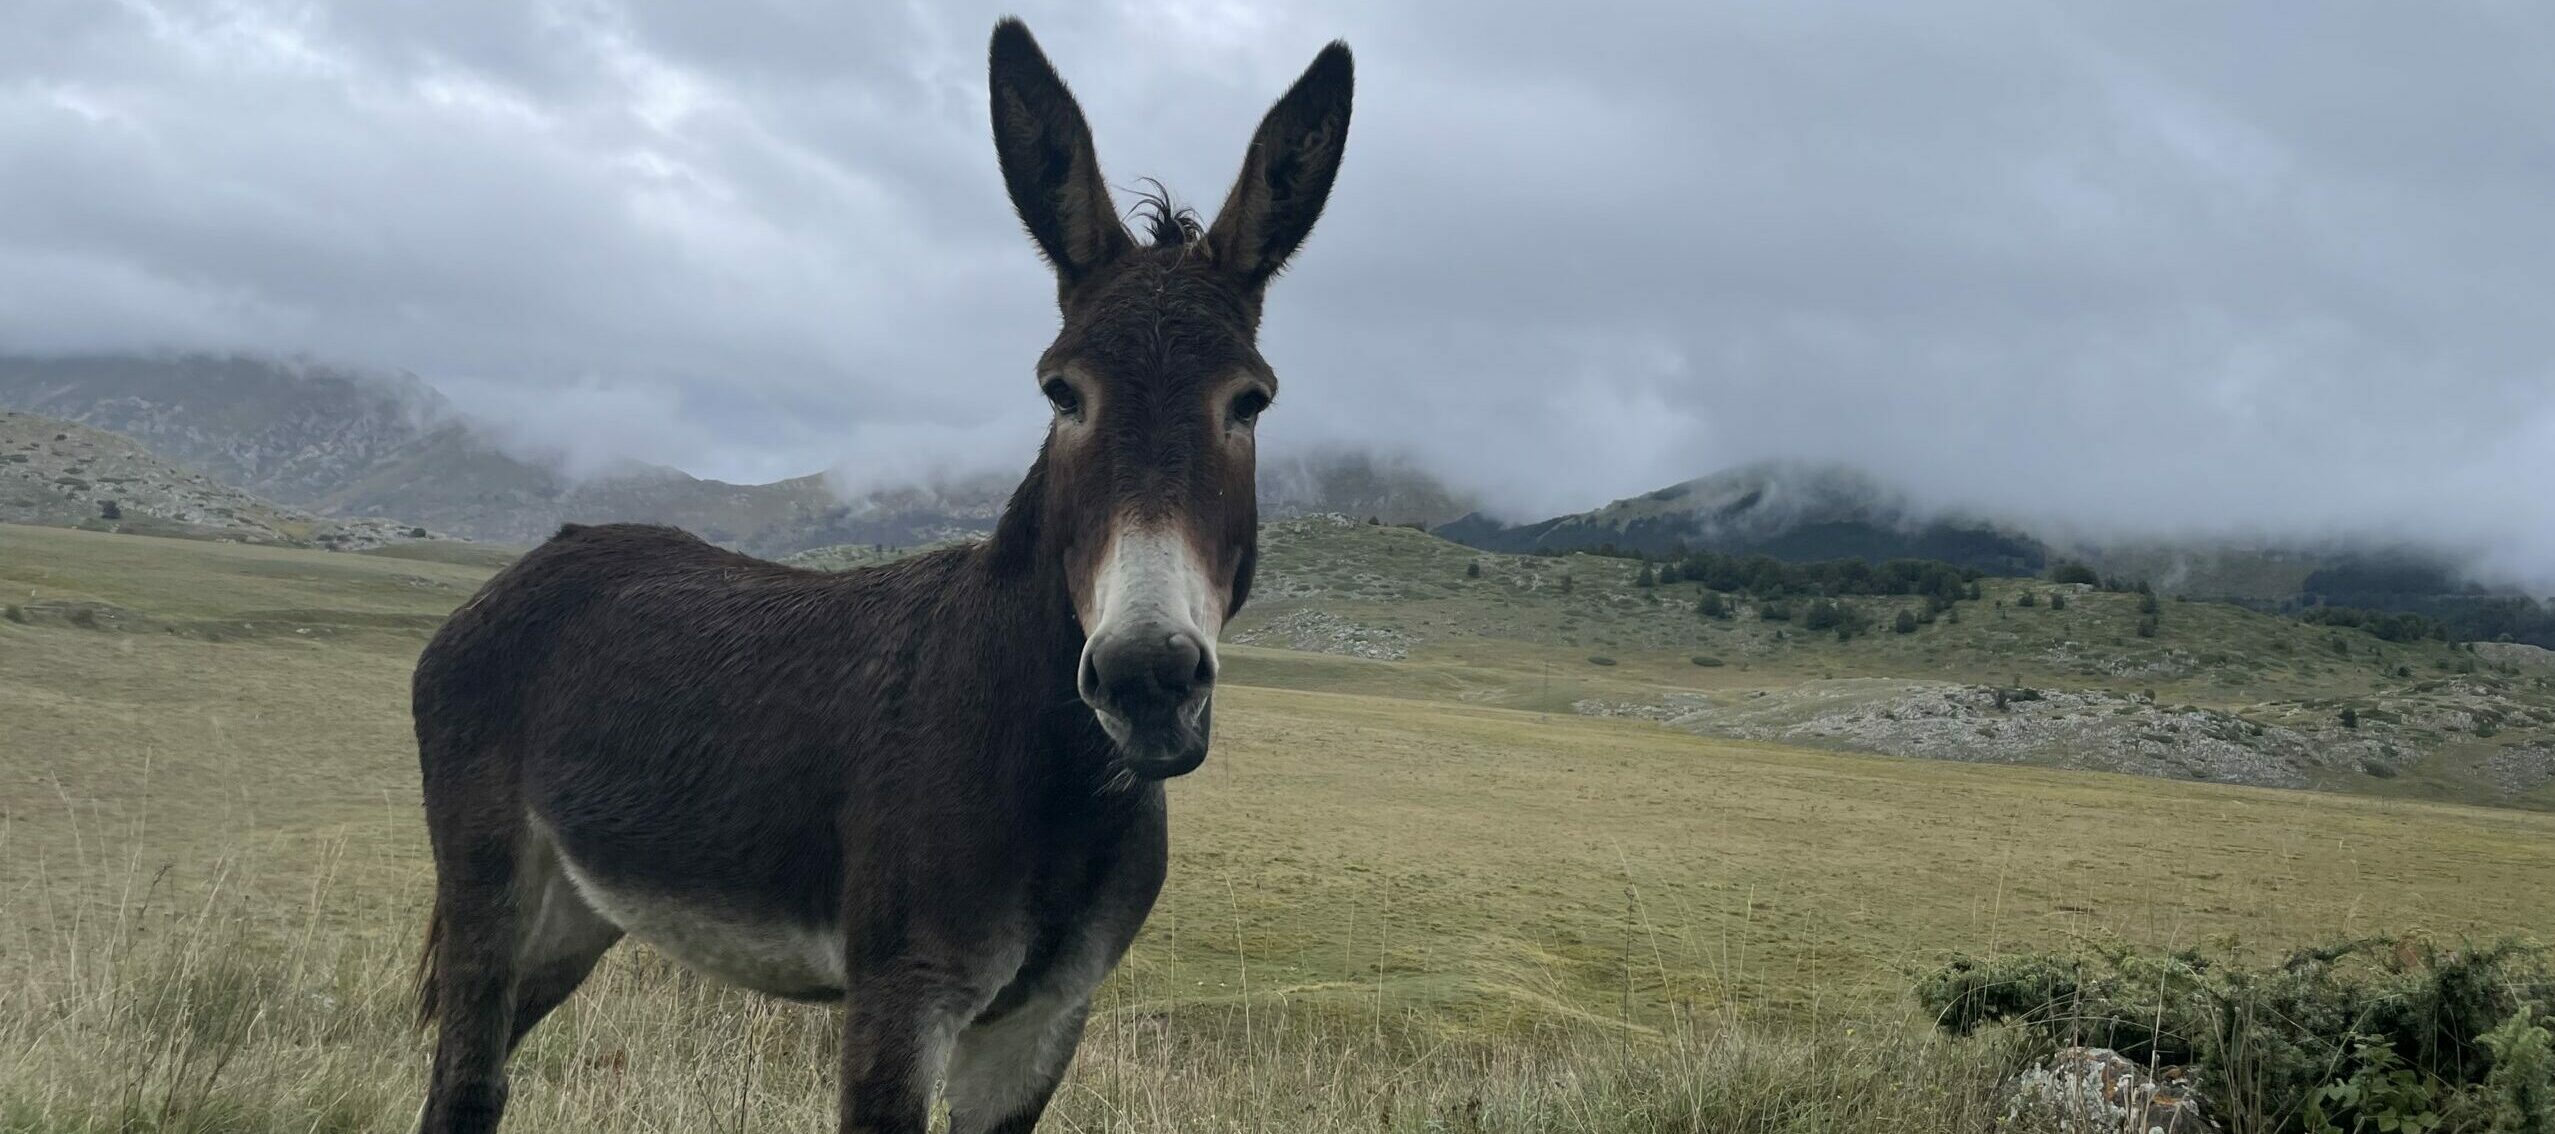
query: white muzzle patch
1082 523 1224 661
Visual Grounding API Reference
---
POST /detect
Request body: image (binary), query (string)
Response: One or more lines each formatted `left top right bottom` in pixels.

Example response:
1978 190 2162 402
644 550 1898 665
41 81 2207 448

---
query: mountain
0 353 451 505
0 410 437 549
1438 459 2555 648
1259 448 1478 527
0 352 1475 556
1436 460 2046 574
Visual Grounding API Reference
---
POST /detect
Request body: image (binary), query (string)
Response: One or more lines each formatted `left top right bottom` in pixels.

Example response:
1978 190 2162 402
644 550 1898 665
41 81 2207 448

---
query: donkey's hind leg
418 829 528 1134
506 836 622 1049
419 827 621 1134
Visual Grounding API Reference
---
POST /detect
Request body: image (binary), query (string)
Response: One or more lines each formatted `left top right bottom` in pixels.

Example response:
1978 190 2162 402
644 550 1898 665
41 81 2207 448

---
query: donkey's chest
553 850 849 1001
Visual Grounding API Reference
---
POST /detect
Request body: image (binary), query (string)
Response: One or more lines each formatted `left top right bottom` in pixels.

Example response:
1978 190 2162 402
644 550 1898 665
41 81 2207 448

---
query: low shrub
1917 938 2555 1134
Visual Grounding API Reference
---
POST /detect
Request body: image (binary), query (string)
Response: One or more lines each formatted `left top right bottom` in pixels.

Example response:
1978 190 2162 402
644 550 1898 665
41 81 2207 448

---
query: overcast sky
4 2 2552 580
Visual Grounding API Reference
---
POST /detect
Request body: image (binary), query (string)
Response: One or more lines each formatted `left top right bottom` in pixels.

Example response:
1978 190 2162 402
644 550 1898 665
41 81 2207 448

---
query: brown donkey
410 19 1350 1133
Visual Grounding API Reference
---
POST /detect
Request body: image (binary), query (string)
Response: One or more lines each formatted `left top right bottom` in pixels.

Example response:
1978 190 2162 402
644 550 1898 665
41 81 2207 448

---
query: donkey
410 19 1351 1134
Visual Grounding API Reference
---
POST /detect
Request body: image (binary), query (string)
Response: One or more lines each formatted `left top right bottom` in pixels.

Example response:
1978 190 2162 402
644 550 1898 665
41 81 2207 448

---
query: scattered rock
1997 1046 2218 1133
2473 641 2555 671
1583 679 2423 789
12 599 162 634
2481 745 2555 795
1230 608 1414 660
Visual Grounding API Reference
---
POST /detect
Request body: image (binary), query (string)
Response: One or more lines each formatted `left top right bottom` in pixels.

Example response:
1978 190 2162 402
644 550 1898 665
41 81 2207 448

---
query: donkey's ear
1206 41 1354 292
989 19 1132 285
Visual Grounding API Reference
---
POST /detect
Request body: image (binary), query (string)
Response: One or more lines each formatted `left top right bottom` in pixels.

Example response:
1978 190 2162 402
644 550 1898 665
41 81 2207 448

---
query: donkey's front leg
836 961 965 1134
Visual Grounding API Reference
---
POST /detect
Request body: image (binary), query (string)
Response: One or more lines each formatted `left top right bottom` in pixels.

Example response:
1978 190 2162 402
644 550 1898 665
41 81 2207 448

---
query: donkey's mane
1128 179 1203 247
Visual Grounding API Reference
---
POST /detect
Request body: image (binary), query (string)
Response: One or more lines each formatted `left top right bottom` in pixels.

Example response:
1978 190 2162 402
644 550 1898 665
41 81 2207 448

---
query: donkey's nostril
1078 652 1103 703
1155 632 1207 695
1189 639 1217 689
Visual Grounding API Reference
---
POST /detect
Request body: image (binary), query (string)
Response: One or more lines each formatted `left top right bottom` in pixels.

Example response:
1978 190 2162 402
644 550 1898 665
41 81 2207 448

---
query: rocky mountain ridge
0 410 439 550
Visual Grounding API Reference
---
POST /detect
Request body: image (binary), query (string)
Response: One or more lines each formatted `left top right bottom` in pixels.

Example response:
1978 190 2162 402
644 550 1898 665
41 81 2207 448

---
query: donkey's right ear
989 19 1132 286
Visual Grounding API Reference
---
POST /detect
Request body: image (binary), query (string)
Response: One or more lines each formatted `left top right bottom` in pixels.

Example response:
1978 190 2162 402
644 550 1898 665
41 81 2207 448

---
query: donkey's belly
553 848 847 1001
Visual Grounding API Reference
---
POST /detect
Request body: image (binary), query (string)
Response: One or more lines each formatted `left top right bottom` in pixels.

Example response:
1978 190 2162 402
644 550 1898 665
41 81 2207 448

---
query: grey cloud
1 1 2550 581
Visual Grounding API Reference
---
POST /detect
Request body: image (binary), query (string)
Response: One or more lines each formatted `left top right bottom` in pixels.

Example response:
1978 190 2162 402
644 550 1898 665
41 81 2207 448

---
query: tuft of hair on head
1127 178 1204 247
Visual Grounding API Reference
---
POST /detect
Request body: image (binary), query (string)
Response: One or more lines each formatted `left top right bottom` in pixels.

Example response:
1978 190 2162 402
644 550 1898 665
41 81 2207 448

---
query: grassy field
5 522 2553 1130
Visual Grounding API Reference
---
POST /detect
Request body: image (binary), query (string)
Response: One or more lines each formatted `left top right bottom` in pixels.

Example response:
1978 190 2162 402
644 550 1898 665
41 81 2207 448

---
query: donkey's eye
1229 389 1272 427
1042 378 1082 419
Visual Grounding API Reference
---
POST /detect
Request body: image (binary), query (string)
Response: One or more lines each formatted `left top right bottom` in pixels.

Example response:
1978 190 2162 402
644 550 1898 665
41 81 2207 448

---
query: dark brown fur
411 19 1350 1134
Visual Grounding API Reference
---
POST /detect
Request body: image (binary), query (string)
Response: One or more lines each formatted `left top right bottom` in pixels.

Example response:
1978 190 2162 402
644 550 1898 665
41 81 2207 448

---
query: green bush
2050 562 2100 586
1804 600 1844 631
1586 655 1618 667
1802 599 1873 640
1690 655 1724 667
1893 610 1919 635
1918 939 2555 1134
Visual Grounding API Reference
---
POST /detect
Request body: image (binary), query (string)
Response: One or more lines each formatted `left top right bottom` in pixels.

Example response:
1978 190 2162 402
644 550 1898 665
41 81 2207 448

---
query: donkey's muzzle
1080 629 1217 777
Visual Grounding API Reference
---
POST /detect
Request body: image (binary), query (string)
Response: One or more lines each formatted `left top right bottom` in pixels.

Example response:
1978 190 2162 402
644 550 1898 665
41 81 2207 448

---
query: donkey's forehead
1046 253 1262 376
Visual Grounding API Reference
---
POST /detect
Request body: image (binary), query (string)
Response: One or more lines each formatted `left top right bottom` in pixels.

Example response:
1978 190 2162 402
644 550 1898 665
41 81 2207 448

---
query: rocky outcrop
1997 1047 2218 1133
1576 679 2422 789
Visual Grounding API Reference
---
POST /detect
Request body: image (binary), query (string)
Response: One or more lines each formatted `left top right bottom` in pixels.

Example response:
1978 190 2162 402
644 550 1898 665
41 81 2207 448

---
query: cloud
2 1 2551 581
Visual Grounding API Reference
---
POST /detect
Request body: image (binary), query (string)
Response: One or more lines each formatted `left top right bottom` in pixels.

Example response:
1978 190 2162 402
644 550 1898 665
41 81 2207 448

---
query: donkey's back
416 521 939 818
413 523 966 1015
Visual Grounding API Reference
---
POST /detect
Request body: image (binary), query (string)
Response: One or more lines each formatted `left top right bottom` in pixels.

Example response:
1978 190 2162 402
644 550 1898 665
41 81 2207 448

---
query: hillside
0 410 439 550
1436 460 2046 573
1224 516 2555 807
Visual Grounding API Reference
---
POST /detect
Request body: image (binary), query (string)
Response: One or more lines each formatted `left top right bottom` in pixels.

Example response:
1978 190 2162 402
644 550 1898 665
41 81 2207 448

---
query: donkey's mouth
1091 695 1213 782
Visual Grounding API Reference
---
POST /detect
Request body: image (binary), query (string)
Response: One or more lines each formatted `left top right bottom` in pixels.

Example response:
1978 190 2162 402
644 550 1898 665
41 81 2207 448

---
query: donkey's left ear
1206 42 1353 293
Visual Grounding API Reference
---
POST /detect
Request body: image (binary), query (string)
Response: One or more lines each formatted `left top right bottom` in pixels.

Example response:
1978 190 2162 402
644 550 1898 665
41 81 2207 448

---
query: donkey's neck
951 451 1115 779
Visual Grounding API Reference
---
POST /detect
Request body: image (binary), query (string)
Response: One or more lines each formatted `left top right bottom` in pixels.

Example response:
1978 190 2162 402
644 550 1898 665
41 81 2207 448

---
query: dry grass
0 843 2016 1132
